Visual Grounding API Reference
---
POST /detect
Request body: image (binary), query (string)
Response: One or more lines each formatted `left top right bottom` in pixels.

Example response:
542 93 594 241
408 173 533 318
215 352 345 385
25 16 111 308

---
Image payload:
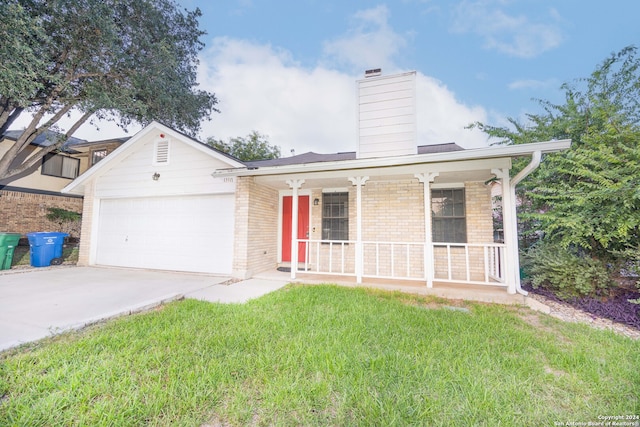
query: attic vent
365 68 382 78
154 140 170 165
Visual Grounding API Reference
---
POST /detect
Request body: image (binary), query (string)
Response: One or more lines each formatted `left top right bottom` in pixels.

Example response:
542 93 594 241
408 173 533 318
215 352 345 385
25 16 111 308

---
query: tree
207 131 281 161
0 0 217 180
473 46 640 275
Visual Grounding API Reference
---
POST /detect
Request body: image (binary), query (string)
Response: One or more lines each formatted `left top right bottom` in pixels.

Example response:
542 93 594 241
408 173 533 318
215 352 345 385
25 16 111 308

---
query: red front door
282 195 309 262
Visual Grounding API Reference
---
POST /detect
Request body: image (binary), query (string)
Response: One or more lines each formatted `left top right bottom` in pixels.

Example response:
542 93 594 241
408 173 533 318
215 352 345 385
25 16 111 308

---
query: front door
282 195 309 262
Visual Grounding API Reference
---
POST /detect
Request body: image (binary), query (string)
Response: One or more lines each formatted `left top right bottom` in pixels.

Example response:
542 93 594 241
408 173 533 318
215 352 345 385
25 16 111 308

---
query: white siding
357 71 417 159
94 134 235 199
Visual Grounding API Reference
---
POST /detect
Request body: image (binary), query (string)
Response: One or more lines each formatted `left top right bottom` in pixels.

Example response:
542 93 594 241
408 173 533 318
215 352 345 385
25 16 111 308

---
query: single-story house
62 71 571 296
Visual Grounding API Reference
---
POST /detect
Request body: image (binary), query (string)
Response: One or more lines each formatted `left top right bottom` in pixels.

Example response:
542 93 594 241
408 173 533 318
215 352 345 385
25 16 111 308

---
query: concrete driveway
0 266 288 352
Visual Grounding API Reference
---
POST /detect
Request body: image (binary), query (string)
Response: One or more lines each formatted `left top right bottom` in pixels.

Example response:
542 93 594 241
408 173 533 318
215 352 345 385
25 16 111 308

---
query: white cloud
322 5 407 72
451 0 563 58
191 5 491 153
508 78 557 90
196 38 357 155
195 36 490 155
415 75 490 148
10 5 492 153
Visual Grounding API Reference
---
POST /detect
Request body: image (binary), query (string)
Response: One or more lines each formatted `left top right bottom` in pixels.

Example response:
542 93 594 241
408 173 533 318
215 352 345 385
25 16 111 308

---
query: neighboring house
0 131 126 235
63 72 571 296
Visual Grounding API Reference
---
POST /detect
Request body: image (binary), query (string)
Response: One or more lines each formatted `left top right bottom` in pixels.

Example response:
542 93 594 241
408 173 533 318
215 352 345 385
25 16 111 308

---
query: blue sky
69 1 640 154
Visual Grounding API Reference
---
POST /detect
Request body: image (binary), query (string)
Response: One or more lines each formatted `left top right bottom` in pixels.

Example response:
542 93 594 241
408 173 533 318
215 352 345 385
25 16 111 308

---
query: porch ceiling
253 159 507 190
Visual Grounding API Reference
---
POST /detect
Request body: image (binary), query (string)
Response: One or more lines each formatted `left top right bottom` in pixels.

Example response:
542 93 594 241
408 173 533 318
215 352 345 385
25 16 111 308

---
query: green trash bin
0 233 22 270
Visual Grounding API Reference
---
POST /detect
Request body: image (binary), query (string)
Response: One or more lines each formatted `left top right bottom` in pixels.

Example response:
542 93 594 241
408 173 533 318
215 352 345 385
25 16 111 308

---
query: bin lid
0 233 21 245
26 232 69 243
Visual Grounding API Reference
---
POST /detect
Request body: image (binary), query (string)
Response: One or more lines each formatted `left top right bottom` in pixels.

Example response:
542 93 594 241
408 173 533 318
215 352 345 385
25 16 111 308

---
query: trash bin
0 232 21 270
26 232 69 267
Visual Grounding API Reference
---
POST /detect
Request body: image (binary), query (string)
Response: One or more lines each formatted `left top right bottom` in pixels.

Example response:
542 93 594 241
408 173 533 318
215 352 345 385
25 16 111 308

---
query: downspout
508 150 542 296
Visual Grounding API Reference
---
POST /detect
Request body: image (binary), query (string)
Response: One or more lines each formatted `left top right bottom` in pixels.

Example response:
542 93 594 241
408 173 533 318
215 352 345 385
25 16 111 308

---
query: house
0 130 126 235
62 71 570 296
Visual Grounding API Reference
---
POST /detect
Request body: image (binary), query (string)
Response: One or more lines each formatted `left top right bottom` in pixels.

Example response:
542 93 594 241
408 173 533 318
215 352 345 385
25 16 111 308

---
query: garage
96 194 234 274
61 123 245 276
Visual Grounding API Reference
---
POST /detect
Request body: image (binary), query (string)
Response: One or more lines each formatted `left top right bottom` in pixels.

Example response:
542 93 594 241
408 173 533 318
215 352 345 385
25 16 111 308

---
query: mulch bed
523 282 640 331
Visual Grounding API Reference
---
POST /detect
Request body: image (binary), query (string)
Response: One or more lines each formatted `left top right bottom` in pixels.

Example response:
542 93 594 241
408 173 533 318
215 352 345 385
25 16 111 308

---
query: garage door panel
96 195 234 274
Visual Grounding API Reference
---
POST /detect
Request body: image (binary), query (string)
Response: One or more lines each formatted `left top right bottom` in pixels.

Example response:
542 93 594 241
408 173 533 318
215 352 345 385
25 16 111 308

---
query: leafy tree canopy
207 131 281 161
0 0 217 179
473 46 640 264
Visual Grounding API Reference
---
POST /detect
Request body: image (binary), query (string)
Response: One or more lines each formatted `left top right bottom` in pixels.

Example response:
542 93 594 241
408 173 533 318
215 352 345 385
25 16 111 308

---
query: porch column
415 172 439 288
492 168 517 294
286 178 305 280
348 176 369 284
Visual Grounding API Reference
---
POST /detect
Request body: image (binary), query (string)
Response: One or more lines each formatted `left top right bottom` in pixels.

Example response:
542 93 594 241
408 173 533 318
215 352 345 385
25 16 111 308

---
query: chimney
356 70 417 159
364 68 382 78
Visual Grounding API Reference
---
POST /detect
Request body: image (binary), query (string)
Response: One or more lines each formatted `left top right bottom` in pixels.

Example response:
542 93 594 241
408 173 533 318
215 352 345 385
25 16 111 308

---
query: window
41 153 80 179
322 192 349 241
432 188 466 243
91 149 108 165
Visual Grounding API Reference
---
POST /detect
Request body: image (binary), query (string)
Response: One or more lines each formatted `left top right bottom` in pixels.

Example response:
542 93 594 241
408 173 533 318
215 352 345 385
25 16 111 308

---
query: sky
20 0 640 155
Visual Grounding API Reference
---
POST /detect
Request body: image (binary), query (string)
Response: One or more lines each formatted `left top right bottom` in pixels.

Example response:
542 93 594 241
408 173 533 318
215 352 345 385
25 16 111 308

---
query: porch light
313 198 319 206
152 172 160 181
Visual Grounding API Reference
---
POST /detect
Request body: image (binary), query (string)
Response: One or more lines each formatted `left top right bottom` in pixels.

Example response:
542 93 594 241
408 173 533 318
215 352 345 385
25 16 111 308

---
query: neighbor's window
91 149 108 165
432 188 466 243
322 192 349 241
41 153 80 179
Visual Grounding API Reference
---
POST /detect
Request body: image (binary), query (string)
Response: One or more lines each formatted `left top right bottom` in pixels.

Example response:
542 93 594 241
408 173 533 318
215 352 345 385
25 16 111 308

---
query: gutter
212 139 571 178
509 151 542 296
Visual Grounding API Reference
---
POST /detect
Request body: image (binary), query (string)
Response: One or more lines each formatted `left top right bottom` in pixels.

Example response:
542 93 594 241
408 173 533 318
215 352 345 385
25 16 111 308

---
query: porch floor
253 270 526 305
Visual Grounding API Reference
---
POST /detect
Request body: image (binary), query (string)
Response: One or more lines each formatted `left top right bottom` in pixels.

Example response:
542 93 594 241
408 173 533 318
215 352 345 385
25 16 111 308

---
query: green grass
0 285 638 426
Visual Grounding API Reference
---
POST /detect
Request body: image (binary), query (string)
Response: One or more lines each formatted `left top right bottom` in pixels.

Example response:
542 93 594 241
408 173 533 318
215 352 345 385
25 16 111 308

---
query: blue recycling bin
26 232 69 267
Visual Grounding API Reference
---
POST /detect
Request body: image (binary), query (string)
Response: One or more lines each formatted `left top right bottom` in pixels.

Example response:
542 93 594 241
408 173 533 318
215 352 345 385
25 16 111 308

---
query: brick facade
76 181 95 266
232 177 279 278
0 189 83 237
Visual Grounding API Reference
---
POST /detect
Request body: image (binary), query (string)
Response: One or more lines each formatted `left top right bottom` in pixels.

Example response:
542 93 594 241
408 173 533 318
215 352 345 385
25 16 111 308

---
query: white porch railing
362 241 426 280
297 239 506 286
301 239 356 276
432 243 506 286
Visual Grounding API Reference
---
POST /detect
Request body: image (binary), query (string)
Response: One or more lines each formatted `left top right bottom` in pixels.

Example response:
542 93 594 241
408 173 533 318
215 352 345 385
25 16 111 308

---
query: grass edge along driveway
1 284 638 426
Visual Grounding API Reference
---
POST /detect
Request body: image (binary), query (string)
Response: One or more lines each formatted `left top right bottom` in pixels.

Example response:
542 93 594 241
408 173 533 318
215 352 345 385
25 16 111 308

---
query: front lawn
1 285 638 426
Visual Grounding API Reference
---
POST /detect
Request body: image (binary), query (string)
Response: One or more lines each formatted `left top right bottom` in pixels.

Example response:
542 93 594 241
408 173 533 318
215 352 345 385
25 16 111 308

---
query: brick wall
233 177 494 282
0 189 83 237
232 177 279 278
76 181 95 266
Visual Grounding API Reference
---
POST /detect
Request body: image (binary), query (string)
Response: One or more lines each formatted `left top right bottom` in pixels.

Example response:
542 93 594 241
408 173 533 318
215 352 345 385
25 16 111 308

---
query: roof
3 129 88 153
213 139 572 178
69 136 131 148
244 143 464 168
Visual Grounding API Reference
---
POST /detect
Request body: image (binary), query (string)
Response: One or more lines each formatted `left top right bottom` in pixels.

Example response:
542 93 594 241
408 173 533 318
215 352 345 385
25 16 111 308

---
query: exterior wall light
152 172 160 181
313 198 320 206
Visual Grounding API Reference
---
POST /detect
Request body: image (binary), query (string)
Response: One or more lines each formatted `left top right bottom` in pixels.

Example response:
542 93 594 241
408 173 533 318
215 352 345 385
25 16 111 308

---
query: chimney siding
357 71 417 159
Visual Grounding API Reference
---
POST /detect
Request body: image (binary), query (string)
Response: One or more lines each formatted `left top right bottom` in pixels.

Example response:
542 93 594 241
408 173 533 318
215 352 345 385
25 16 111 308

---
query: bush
524 242 613 300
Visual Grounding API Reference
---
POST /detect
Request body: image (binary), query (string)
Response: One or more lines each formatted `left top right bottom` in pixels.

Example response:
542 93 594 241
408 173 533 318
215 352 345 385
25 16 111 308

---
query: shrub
45 207 81 237
524 241 613 300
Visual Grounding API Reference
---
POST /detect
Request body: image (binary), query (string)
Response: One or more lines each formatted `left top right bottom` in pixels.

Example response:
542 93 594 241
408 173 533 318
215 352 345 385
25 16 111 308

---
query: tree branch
4 109 95 178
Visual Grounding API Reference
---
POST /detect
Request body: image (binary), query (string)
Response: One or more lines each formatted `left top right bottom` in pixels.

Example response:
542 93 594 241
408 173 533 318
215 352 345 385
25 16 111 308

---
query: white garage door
96 194 234 274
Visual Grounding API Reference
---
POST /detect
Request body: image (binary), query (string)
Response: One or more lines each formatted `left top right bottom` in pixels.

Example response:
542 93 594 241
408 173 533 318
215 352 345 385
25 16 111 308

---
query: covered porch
217 140 571 297
275 160 512 291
